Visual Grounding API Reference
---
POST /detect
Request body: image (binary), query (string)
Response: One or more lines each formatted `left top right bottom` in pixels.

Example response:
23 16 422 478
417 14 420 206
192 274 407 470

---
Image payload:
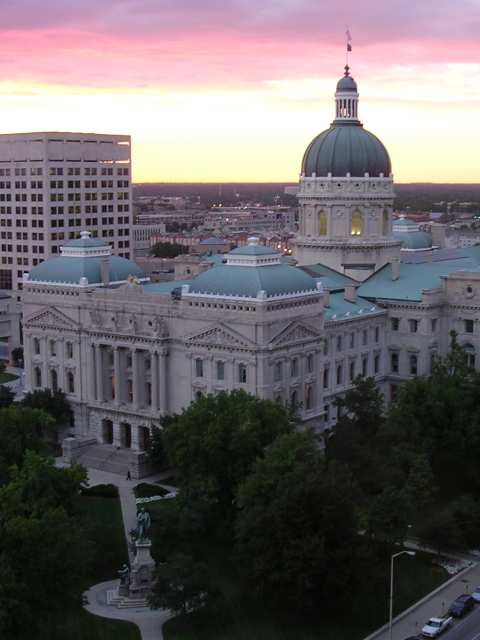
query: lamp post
389 550 416 640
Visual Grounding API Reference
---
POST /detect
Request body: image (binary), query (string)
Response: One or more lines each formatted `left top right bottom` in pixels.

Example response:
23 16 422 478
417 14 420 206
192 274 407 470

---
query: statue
118 563 130 586
136 507 151 541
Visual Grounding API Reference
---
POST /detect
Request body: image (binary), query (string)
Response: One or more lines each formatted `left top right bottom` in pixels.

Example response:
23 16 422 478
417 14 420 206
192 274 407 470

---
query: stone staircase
74 443 139 475
107 587 148 609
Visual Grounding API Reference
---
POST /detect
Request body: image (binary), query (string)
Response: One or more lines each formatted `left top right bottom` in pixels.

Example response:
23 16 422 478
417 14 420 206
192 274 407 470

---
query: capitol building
22 67 480 477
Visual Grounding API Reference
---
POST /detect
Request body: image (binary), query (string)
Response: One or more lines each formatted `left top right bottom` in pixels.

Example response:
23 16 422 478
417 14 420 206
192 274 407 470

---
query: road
440 605 480 640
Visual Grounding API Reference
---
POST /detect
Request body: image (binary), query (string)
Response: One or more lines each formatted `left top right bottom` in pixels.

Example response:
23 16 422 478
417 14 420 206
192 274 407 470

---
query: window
362 356 368 377
34 367 42 387
323 338 329 355
238 364 247 384
390 384 398 402
463 345 476 369
216 361 225 381
195 358 203 377
431 318 438 333
349 360 355 381
351 209 363 236
290 358 299 377
324 404 330 422
409 319 418 333
291 390 298 407
305 385 313 410
409 354 418 376
323 367 329 389
349 332 355 348
306 354 314 373
50 340 56 357
374 326 380 342
337 335 342 351
336 364 343 385
33 337 41 355
391 352 399 373
362 329 368 345
318 210 327 236
391 318 400 331
465 319 474 334
382 208 389 235
274 361 283 382
51 369 58 392
430 352 436 373
374 354 380 374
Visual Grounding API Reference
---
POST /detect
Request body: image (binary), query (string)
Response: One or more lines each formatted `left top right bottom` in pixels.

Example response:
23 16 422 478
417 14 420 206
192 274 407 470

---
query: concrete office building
0 132 132 290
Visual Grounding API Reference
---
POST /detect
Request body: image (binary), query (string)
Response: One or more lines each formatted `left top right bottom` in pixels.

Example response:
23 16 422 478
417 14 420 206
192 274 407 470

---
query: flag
346 28 352 51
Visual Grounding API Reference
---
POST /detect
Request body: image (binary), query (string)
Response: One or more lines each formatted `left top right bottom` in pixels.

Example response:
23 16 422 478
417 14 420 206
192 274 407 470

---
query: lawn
151 498 447 640
20 485 141 640
0 372 18 384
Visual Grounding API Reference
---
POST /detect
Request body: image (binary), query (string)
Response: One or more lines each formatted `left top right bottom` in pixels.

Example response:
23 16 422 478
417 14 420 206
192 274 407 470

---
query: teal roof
302 122 391 178
142 280 191 294
325 292 380 321
201 253 227 266
393 230 433 250
299 263 358 291
65 237 106 248
188 264 317 298
199 237 229 245
358 257 480 302
229 244 275 256
29 255 145 285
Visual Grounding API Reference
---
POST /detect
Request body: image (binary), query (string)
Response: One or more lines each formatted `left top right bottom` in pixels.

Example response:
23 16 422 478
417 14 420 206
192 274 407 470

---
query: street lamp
389 550 416 640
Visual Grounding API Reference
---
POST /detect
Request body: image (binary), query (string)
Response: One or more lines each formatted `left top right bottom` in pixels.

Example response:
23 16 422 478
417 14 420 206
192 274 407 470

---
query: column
24 335 33 391
88 344 97 401
131 425 141 450
57 338 65 392
151 351 159 412
42 337 48 389
95 344 104 402
132 348 140 409
113 346 121 406
112 421 122 448
159 349 168 414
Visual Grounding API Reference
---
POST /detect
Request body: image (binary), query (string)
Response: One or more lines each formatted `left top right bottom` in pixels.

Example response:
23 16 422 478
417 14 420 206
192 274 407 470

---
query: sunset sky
0 0 479 183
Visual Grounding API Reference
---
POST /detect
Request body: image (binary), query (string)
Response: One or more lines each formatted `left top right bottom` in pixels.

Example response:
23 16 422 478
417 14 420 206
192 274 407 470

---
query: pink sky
0 1 479 182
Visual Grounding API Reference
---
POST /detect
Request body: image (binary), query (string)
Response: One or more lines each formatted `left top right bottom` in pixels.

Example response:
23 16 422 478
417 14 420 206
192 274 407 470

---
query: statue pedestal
129 539 155 598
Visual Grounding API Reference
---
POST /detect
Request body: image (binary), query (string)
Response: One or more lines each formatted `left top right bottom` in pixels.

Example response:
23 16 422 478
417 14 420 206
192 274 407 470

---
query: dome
336 75 358 92
27 231 145 286
393 230 433 251
302 124 391 178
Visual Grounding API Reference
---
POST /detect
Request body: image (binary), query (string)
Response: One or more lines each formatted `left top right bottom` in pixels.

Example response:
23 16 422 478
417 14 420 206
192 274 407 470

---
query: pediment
269 321 321 347
24 307 80 331
185 323 255 351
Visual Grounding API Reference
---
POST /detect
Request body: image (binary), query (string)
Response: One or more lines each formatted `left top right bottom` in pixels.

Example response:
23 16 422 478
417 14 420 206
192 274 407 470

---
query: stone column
95 344 104 402
89 344 97 401
24 335 33 391
131 425 141 450
42 337 48 389
57 338 65 392
113 421 122 448
113 346 121 406
132 348 140 409
151 351 159 413
159 349 168 414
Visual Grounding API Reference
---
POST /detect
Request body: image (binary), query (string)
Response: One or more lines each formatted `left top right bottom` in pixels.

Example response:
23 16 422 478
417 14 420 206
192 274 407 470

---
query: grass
19 485 141 640
0 372 18 384
150 494 448 640
134 482 169 499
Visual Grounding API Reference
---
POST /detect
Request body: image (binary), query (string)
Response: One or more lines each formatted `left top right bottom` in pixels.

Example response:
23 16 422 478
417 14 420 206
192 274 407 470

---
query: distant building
0 132 132 290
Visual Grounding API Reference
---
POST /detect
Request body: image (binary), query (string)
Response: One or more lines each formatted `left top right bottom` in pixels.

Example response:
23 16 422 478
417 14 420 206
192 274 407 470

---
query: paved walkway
58 462 176 639
84 580 172 640
364 560 480 640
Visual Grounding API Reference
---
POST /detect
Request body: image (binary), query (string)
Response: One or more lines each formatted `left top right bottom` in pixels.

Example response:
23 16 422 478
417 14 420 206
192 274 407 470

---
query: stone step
106 588 148 609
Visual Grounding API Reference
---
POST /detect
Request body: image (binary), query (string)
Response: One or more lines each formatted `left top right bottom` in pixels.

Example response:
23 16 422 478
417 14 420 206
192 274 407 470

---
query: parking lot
364 561 480 640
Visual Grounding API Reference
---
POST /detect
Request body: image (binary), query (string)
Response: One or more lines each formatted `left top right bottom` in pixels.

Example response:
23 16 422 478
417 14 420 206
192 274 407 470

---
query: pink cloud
0 1 478 89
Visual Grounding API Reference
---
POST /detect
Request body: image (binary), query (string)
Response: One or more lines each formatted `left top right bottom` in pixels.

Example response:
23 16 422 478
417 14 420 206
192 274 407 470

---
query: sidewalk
364 561 480 640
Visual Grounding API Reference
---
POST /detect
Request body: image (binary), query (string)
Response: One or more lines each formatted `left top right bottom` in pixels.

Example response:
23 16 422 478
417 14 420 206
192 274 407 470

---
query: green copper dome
302 123 391 178
28 255 145 285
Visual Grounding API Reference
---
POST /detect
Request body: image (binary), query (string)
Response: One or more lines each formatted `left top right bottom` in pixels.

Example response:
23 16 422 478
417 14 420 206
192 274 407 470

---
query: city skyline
0 0 479 183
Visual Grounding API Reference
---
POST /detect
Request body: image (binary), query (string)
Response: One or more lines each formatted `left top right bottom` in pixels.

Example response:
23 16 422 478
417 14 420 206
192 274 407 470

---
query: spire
334 64 360 122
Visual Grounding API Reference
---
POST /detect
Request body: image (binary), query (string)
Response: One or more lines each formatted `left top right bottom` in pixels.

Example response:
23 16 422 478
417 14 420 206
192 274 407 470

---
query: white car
472 586 480 602
421 617 452 638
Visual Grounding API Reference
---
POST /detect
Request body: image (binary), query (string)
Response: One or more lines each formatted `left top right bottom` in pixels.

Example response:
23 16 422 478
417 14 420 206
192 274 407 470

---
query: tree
11 346 23 367
148 553 215 616
145 425 169 469
235 432 358 608
163 390 292 528
0 385 15 408
366 486 410 550
0 452 91 637
150 242 189 259
21 388 73 426
0 405 55 470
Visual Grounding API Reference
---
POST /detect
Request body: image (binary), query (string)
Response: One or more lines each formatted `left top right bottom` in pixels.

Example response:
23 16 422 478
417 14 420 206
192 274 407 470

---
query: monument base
129 539 156 599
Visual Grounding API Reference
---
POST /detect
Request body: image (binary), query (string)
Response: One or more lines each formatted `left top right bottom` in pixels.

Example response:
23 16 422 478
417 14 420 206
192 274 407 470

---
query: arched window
318 210 327 236
51 369 58 392
291 390 298 407
34 367 42 388
351 209 363 236
305 385 313 410
463 344 476 369
382 208 390 235
67 371 75 394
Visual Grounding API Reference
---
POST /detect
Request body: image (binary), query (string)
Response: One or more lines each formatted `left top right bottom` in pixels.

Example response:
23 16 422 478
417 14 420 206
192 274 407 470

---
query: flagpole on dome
345 27 352 71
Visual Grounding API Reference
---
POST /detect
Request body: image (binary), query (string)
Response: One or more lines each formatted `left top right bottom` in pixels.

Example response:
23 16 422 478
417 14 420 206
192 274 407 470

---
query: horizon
1 1 479 183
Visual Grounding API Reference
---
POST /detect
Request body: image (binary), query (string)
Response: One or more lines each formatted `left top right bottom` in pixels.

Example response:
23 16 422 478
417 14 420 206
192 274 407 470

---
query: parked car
448 593 475 617
472 585 480 602
421 617 452 637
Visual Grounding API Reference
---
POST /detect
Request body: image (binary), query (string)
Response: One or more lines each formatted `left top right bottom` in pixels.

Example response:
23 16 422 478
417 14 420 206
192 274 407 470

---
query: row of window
391 317 437 333
49 191 129 201
194 358 248 383
324 352 381 388
0 167 43 176
313 209 390 237
33 338 74 359
273 355 315 381
326 326 381 354
49 167 129 177
33 367 75 394
49 205 130 216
